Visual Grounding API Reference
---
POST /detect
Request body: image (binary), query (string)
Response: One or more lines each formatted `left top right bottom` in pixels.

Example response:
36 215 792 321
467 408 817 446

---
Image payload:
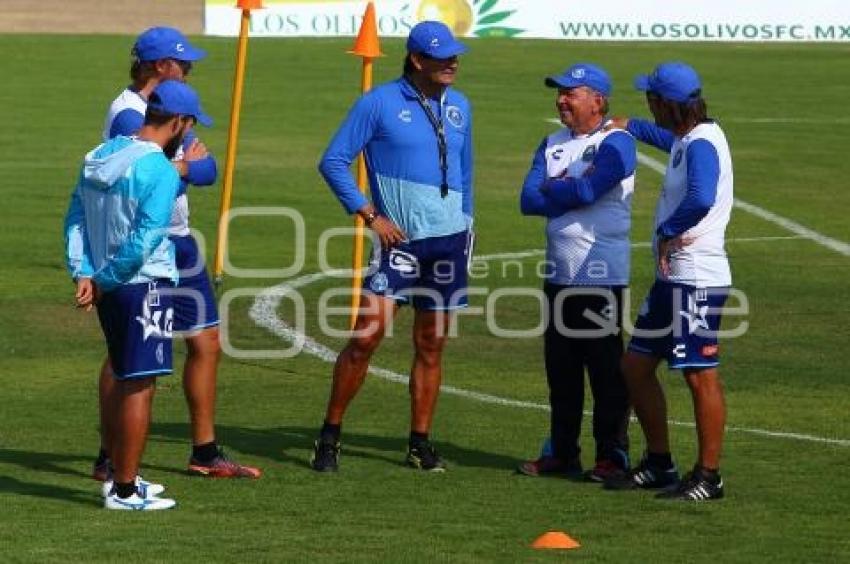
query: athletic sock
698 465 721 482
95 448 109 466
647 451 674 469
192 441 220 463
320 421 341 443
409 431 429 446
115 481 136 499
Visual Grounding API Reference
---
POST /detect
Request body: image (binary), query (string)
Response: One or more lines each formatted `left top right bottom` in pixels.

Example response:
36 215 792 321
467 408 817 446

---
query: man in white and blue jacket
311 21 474 473
603 62 734 501
95 27 260 481
518 63 636 483
65 80 212 510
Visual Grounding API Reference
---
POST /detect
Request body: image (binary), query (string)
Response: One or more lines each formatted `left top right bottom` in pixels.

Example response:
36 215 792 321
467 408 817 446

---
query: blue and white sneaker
101 476 165 499
104 491 176 511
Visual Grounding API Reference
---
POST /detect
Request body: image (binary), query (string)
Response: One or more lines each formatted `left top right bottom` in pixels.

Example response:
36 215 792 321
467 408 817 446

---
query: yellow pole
213 7 253 286
346 1 382 329
349 58 373 329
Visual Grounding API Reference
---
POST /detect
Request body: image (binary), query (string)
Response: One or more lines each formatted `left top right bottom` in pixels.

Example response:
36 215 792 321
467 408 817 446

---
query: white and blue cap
407 21 468 59
148 80 213 127
634 61 702 103
133 26 206 62
545 63 612 96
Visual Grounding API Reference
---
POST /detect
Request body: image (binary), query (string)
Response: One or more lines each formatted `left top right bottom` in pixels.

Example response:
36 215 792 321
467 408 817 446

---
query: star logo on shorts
135 302 173 341
679 295 709 334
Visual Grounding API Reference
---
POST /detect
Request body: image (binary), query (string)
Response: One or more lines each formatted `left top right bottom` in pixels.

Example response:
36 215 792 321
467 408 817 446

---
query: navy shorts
170 234 220 332
363 230 472 311
97 281 174 380
628 280 729 369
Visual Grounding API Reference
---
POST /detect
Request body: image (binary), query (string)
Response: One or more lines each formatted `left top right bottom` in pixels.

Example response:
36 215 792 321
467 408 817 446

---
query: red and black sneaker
187 450 262 479
586 448 630 482
517 456 583 478
586 459 628 483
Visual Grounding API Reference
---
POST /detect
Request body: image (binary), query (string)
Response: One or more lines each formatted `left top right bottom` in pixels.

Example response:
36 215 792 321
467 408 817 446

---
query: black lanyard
405 78 449 198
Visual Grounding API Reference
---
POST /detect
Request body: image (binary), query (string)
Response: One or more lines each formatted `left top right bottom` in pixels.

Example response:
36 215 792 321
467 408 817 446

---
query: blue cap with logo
407 21 468 59
148 80 213 127
545 63 612 96
634 62 702 103
133 26 206 62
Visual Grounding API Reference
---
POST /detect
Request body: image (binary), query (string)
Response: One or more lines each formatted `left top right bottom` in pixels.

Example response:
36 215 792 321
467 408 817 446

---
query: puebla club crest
446 105 465 128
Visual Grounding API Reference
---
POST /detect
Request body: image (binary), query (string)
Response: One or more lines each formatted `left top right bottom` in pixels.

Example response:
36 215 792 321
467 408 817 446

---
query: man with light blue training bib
65 80 211 510
311 21 474 473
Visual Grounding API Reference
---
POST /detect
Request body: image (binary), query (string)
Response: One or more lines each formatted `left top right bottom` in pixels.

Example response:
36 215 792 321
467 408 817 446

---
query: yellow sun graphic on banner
415 0 524 38
416 0 474 36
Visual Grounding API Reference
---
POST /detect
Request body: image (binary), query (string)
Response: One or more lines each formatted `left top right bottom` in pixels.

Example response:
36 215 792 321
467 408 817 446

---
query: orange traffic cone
348 2 384 58
236 0 263 9
531 531 581 550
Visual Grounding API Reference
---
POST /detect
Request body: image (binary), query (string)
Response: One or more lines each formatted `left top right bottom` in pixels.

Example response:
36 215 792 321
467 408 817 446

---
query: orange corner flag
531 531 581 550
236 0 263 9
348 2 383 58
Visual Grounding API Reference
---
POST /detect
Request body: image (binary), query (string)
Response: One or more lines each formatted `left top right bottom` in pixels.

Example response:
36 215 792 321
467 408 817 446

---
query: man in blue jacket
311 21 474 472
94 27 260 480
65 81 211 509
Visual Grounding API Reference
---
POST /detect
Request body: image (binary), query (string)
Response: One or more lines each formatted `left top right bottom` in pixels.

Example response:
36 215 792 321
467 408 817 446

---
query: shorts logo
672 148 684 167
581 145 597 162
398 109 412 123
673 343 686 359
701 344 719 357
446 106 464 128
370 272 389 293
389 249 419 275
680 294 709 334
156 343 164 365
136 301 174 341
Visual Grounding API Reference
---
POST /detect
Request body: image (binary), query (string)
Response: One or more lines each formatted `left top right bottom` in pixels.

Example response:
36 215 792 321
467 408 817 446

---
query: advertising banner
205 0 850 42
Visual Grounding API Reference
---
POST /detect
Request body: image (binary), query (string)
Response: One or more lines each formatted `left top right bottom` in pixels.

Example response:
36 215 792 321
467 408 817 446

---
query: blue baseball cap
634 62 702 103
407 21 468 59
545 63 612 96
148 80 212 127
133 26 206 62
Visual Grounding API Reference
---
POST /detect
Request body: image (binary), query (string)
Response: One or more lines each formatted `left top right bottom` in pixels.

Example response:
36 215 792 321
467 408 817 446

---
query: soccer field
1 34 849 562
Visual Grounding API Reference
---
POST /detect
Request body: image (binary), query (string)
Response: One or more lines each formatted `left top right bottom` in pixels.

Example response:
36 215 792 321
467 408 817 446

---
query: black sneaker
604 454 679 490
406 441 446 472
656 466 724 501
310 439 340 472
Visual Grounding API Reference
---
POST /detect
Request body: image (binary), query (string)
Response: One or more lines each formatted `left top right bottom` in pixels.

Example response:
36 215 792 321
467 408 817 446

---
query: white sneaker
101 476 166 499
104 492 176 511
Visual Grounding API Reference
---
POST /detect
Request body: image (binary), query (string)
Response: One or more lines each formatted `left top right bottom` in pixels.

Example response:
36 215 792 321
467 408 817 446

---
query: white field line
636 152 850 256
544 118 850 257
249 238 848 448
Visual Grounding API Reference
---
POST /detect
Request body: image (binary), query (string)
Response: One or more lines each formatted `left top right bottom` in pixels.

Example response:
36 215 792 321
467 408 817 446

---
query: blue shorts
97 281 174 380
363 230 472 311
628 281 729 370
171 234 220 332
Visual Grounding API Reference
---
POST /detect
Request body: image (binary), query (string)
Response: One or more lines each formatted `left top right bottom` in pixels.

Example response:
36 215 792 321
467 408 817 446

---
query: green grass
1 34 849 562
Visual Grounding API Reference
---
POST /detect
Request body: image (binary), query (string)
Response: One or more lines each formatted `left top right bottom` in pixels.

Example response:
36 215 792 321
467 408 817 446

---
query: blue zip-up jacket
64 136 180 292
319 77 473 241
